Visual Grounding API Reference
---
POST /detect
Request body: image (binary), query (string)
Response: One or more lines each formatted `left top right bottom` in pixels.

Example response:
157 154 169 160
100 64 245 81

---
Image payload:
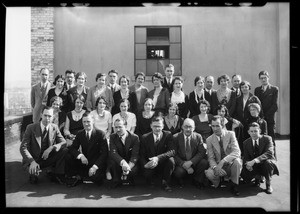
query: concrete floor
5 139 291 210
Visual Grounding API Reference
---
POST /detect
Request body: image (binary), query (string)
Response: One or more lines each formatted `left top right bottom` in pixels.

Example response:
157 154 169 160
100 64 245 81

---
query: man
254 70 279 158
65 69 76 91
204 75 217 109
231 74 242 98
205 115 242 196
173 118 209 189
109 119 140 188
162 64 175 94
241 122 279 194
140 116 175 192
31 68 52 123
107 69 121 94
20 106 67 184
65 112 108 187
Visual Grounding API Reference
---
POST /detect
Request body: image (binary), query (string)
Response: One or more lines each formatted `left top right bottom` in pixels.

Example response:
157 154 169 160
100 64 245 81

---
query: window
135 26 182 76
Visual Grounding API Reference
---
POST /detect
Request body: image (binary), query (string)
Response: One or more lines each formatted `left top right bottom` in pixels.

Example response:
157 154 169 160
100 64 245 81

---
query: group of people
20 64 279 196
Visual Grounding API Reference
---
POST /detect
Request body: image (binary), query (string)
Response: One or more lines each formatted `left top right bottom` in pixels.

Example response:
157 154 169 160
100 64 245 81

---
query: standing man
140 116 175 192
109 119 140 188
205 115 242 196
254 70 279 158
31 68 52 123
231 74 242 98
173 118 209 189
241 122 279 194
107 69 121 94
65 69 76 91
65 112 108 187
20 106 67 184
204 75 217 113
162 64 175 94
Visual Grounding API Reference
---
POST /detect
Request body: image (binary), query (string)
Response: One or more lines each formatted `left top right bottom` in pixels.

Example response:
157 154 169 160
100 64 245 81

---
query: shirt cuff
254 158 260 164
77 154 83 159
92 164 98 170
120 159 126 167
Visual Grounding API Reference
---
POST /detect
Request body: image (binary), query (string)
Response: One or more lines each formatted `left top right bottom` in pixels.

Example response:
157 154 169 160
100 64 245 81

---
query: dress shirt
153 133 161 143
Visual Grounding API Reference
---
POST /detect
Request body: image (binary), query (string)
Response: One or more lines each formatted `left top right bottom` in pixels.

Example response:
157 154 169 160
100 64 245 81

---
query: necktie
185 136 192 160
154 134 159 146
254 140 260 157
219 138 226 159
42 127 47 140
86 131 90 141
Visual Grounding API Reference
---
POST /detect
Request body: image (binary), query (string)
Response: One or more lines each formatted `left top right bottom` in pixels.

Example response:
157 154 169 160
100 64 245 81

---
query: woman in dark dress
163 102 184 135
135 98 155 139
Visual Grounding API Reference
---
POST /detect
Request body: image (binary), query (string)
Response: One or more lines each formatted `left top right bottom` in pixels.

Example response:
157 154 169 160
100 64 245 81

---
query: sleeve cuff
254 158 260 163
77 154 83 159
92 164 98 170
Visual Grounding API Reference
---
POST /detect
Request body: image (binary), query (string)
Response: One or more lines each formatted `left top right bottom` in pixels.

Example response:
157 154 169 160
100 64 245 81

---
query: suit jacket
20 122 66 166
204 88 217 111
254 84 279 120
206 130 241 167
231 87 242 98
147 87 170 115
140 130 175 167
86 85 114 111
111 90 138 116
68 128 108 169
243 135 279 175
162 77 174 94
211 89 237 116
188 90 212 117
107 83 121 94
128 84 149 113
31 81 52 123
66 85 90 113
173 132 207 167
110 131 140 165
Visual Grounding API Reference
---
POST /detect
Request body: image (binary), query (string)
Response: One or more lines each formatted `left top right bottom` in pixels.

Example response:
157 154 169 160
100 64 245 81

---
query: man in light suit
205 115 242 196
109 119 140 188
173 118 209 189
20 106 67 184
31 68 52 123
140 116 175 192
65 112 108 187
241 122 279 194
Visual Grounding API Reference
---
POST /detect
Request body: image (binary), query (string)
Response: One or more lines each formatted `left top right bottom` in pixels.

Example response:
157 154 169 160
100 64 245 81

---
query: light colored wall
52 3 289 135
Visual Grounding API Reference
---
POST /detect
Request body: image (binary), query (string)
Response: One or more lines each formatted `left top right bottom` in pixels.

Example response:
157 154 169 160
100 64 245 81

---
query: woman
90 96 112 140
49 96 66 133
189 76 211 118
86 73 114 112
147 72 170 116
163 102 184 135
192 100 213 143
63 94 86 147
128 72 149 114
111 75 137 116
135 98 155 139
246 102 268 136
170 76 189 119
66 71 90 113
211 74 236 116
112 98 136 134
47 74 68 113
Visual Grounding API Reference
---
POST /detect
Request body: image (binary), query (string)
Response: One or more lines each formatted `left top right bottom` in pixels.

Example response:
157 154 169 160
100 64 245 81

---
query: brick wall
31 7 54 86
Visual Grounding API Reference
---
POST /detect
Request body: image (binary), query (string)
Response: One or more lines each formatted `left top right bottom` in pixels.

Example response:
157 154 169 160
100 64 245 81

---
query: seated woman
246 102 268 137
163 102 184 135
63 94 86 147
135 98 155 139
49 96 66 133
191 100 213 144
47 75 68 114
170 76 189 119
112 98 137 134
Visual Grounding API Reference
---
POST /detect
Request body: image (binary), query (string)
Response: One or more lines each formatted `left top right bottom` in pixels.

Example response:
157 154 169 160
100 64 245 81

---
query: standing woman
112 98 137 134
163 102 184 135
147 72 170 117
86 73 114 112
170 76 189 119
63 94 86 147
66 72 90 113
111 75 137 116
135 98 155 139
211 74 236 116
47 74 68 114
189 76 211 118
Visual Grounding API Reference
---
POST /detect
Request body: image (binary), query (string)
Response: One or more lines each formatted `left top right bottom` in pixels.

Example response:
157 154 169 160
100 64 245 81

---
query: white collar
40 122 49 132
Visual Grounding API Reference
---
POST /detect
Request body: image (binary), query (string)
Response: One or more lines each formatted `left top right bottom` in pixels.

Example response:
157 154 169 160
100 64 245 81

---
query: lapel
222 131 230 152
179 133 186 156
34 123 42 149
124 131 131 153
87 129 96 153
149 133 156 155
48 124 55 146
211 131 229 155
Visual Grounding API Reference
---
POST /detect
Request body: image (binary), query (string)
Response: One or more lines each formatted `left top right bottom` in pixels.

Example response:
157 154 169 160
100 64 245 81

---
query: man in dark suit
173 118 209 189
109 119 140 188
65 69 76 91
231 74 242 98
20 106 67 184
204 75 217 111
65 112 108 187
140 116 175 192
241 122 279 194
162 64 175 94
254 70 279 158
107 69 121 94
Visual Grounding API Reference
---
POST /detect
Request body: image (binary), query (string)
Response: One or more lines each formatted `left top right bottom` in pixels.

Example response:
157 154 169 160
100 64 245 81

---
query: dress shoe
29 175 38 184
110 181 121 189
146 179 155 188
162 180 172 192
178 179 184 188
230 182 240 196
66 175 83 187
253 179 260 187
54 174 66 185
266 184 273 194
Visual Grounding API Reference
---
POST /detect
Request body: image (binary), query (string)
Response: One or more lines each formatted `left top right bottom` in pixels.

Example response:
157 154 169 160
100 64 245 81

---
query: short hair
42 105 54 113
143 98 154 109
199 100 211 112
168 102 178 111
205 75 214 82
183 118 195 128
82 111 93 119
95 73 106 82
118 98 130 109
151 116 164 124
50 96 63 107
232 74 242 80
248 102 261 112
240 80 251 90
248 122 260 129
258 70 269 78
114 118 126 126
194 76 205 86
53 75 65 85
75 72 87 81
216 104 229 117
40 68 49 73
95 96 107 107
152 72 164 84
165 64 174 71
108 69 118 76
119 75 130 85
135 72 146 81
211 115 224 127
217 74 230 85
65 69 75 76
74 94 86 104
